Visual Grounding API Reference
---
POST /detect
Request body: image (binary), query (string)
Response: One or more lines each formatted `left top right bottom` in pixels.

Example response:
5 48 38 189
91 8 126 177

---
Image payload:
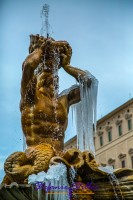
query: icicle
59 84 79 97
45 179 50 200
76 102 84 151
75 71 98 155
32 184 34 200
45 163 69 200
37 188 42 200
71 104 75 125
68 165 76 188
28 163 70 200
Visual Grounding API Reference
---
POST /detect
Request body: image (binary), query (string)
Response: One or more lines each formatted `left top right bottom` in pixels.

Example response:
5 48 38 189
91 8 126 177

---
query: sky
0 0 133 182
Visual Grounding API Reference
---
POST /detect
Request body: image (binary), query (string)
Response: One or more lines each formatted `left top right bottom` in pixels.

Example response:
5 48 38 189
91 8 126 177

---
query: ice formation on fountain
98 166 114 174
28 163 73 200
75 71 98 155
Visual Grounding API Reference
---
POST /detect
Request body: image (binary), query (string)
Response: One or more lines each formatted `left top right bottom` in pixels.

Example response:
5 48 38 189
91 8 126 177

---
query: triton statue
1 35 133 200
20 34 91 153
2 35 93 185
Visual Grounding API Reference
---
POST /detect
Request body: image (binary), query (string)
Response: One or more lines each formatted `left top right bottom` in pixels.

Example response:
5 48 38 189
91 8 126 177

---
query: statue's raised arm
21 35 46 97
59 42 92 86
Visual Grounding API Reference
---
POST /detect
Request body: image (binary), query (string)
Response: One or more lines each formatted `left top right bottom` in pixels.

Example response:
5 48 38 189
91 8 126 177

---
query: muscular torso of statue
21 74 70 151
20 35 89 153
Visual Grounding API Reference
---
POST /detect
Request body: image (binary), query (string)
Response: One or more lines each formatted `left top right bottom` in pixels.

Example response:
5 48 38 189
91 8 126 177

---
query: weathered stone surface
2 144 55 184
0 184 94 200
0 185 33 200
89 169 133 200
2 148 133 199
1 172 133 200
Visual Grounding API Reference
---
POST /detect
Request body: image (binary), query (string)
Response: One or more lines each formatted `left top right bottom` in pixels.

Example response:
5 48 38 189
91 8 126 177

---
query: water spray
40 4 50 38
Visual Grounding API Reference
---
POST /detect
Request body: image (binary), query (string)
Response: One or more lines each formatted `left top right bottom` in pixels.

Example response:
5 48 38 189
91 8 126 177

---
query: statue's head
29 34 72 70
29 34 55 53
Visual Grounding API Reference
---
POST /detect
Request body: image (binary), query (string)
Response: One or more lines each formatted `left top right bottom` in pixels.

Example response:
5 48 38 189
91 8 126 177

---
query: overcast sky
0 0 133 182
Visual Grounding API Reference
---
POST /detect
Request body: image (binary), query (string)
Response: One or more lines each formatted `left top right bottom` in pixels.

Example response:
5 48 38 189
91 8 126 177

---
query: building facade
65 98 133 169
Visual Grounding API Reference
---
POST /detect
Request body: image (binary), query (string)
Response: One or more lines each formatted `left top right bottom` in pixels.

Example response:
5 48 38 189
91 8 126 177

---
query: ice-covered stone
98 166 114 174
36 171 46 182
28 174 37 184
28 163 73 200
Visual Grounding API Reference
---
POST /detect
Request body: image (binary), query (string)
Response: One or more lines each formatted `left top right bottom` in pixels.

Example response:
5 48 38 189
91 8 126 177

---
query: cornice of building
64 135 77 147
97 98 133 125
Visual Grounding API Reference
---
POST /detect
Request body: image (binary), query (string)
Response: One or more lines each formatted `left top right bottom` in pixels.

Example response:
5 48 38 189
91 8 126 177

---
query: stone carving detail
125 113 132 119
115 119 122 125
118 153 126 159
100 163 107 167
108 158 115 164
3 143 55 184
97 131 103 136
2 147 99 185
105 126 112 131
128 148 133 155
